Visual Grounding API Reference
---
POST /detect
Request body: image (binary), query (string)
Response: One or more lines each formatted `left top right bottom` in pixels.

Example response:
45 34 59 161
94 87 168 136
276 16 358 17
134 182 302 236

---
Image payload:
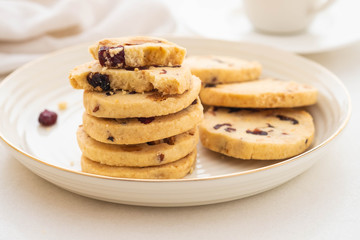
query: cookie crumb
58 102 67 110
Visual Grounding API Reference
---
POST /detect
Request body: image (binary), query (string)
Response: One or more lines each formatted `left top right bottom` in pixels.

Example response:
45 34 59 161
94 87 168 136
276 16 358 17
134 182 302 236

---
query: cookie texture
83 75 201 118
89 36 186 68
77 126 198 167
82 98 203 145
69 61 191 94
199 107 314 160
200 78 317 108
81 150 197 179
184 55 261 84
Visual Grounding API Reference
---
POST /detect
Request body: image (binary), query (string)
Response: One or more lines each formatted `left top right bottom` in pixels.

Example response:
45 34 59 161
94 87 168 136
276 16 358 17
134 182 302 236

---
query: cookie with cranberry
69 61 192 94
81 150 196 179
199 107 314 160
83 76 200 118
77 126 198 167
89 36 186 69
200 79 317 108
184 55 261 84
82 98 203 145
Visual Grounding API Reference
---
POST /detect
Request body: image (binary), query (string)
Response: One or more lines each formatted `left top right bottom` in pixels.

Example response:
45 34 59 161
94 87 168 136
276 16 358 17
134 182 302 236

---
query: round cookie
200 78 317 108
81 150 197 179
184 55 261 84
69 61 192 94
82 98 203 145
89 36 186 69
83 75 201 118
77 126 199 167
199 107 314 160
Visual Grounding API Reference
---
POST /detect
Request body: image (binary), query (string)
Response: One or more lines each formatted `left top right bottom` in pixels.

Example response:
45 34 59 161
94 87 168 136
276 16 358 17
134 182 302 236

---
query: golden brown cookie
69 61 192 94
82 98 203 145
184 55 261 84
199 107 314 160
81 150 197 179
200 78 317 108
77 126 198 167
83 76 201 118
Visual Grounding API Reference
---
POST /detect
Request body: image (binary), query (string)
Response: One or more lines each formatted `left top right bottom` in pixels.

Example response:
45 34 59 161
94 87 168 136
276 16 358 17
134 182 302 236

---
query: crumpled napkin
0 0 178 74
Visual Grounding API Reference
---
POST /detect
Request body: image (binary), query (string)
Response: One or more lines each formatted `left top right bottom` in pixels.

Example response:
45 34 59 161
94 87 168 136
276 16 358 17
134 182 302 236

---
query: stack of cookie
185 55 317 160
69 36 203 179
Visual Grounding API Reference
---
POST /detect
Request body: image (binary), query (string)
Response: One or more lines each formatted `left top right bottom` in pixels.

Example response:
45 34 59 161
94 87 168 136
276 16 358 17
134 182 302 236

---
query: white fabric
0 0 178 74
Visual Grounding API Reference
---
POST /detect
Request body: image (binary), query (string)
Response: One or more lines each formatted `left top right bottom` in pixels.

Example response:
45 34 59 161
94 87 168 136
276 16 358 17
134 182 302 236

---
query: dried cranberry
191 99 198 105
157 153 165 162
160 69 167 74
213 123 232 130
276 115 299 125
204 83 216 88
38 109 57 126
246 128 268 136
225 127 236 132
87 72 110 91
107 136 114 142
138 117 155 124
98 45 125 68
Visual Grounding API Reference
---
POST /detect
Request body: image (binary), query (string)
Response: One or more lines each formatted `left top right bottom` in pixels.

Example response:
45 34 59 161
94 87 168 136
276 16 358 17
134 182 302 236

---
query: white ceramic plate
0 37 350 207
173 0 360 54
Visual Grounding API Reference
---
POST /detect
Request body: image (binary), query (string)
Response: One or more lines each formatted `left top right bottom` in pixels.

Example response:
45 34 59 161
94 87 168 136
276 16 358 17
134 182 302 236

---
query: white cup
243 0 336 34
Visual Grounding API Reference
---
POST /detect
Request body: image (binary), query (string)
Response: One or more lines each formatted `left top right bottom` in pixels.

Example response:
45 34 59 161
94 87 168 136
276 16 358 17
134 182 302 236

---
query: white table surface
0 40 359 239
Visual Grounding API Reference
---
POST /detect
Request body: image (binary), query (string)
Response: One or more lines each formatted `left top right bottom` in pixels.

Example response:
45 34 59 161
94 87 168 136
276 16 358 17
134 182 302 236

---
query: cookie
89 36 186 69
184 55 261 84
69 61 192 94
199 107 314 160
82 98 203 145
81 150 196 179
83 75 201 118
200 79 317 108
77 126 198 167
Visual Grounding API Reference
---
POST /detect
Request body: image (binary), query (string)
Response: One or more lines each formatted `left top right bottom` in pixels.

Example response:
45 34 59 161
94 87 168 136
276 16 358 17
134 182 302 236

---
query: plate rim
0 37 352 183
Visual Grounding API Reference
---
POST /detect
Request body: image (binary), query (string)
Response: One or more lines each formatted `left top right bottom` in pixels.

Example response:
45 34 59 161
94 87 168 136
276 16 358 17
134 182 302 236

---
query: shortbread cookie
200 79 317 108
199 107 314 160
83 76 201 118
77 126 198 167
89 36 186 69
69 61 192 94
82 98 203 144
81 150 197 179
184 55 261 84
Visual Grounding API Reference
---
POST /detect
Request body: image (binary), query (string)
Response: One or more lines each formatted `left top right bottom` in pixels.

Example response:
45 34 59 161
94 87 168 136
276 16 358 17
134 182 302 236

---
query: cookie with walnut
77 126 198 167
83 75 201 118
81 150 196 179
199 107 314 160
184 55 261 84
200 78 317 108
89 36 186 69
82 98 203 145
69 61 192 94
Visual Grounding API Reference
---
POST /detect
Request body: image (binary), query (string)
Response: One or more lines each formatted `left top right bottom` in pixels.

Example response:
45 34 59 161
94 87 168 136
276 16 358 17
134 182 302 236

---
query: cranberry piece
98 45 125 68
138 117 155 124
246 128 268 136
204 83 216 88
38 109 57 126
276 115 299 125
87 72 110 91
213 123 232 130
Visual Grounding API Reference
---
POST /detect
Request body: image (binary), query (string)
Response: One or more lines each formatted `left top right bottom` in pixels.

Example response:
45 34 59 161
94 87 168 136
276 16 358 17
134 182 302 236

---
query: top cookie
69 61 192 94
89 36 186 69
184 55 262 84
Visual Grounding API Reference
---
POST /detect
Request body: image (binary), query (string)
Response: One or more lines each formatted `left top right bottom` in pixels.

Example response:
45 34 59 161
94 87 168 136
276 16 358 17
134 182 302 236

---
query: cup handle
310 0 336 14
